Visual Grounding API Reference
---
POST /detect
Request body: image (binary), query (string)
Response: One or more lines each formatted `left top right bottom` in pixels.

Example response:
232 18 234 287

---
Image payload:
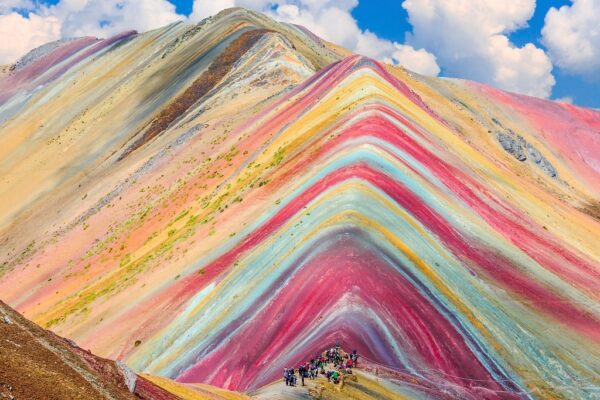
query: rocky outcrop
497 131 557 177
527 142 557 177
498 132 527 161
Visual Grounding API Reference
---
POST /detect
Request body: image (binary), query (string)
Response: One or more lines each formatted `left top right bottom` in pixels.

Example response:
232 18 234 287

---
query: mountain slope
1 7 600 400
0 300 179 400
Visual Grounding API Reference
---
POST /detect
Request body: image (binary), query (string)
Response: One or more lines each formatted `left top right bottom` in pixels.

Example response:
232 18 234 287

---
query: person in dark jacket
298 365 307 386
352 349 359 367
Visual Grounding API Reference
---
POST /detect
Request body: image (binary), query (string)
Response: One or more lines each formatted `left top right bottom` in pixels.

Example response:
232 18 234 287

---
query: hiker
346 357 353 369
311 364 318 379
351 349 359 367
284 368 290 386
309 359 317 379
328 348 335 363
298 365 307 386
331 370 340 384
289 369 297 386
335 348 343 365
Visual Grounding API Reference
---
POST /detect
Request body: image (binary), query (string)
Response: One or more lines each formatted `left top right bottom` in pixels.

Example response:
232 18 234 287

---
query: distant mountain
1 7 600 400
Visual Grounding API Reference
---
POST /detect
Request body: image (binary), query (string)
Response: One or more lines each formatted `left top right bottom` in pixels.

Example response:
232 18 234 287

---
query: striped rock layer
1 7 600 400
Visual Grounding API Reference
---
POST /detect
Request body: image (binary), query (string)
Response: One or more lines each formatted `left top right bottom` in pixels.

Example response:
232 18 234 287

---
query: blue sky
350 0 600 108
2 0 598 108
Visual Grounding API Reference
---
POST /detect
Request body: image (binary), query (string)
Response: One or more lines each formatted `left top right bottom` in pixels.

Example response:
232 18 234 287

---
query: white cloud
0 12 60 64
402 0 555 98
542 0 600 78
355 31 440 76
190 0 236 21
44 0 184 39
0 0 184 64
387 44 440 76
0 0 34 13
555 96 574 104
189 0 440 76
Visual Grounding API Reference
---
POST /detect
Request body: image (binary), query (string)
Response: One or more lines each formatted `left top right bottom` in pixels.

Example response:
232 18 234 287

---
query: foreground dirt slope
0 300 179 400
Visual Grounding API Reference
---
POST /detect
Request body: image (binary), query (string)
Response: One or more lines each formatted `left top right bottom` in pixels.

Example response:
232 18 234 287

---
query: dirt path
250 378 316 400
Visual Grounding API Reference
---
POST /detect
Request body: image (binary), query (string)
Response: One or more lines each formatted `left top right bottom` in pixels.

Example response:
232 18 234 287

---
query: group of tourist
283 344 359 387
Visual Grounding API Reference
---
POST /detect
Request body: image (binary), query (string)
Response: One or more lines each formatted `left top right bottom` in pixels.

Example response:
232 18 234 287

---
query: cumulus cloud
0 0 184 64
190 0 440 76
355 31 440 76
44 0 184 39
0 0 34 14
402 0 555 98
542 0 600 78
0 12 60 64
190 0 236 21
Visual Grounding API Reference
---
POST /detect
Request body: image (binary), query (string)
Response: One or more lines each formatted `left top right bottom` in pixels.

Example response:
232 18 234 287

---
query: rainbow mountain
1 7 600 400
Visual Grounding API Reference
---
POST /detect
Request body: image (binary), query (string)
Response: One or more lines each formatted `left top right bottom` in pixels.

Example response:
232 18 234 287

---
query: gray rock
539 158 557 178
527 143 543 163
497 132 527 161
498 132 513 151
498 133 558 178
527 143 557 177
117 361 137 393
